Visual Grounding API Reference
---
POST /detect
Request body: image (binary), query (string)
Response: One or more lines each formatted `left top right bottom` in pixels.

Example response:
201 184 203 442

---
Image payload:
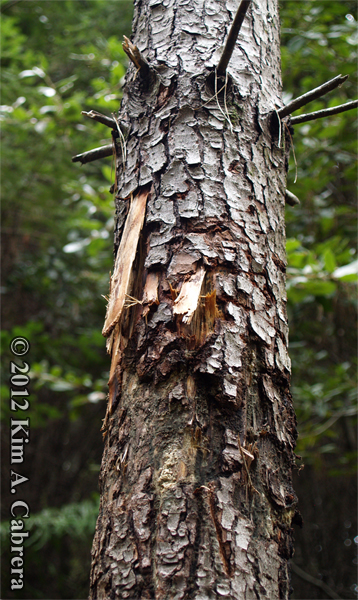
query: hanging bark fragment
102 187 149 338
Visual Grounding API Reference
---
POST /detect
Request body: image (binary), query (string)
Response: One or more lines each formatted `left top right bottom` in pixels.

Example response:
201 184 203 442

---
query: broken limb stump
122 35 151 80
81 110 116 129
72 143 113 164
285 189 300 206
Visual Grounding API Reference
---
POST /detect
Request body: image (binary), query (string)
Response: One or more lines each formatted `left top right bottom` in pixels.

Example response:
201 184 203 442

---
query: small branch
122 35 150 80
217 0 251 77
285 189 300 206
72 143 113 164
290 562 342 600
278 74 349 119
290 99 358 125
81 110 116 129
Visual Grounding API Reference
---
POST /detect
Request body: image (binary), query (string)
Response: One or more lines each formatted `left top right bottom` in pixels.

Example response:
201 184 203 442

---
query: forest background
0 0 357 598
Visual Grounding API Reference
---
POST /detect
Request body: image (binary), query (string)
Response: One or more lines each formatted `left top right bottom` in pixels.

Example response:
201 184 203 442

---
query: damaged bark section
90 0 297 598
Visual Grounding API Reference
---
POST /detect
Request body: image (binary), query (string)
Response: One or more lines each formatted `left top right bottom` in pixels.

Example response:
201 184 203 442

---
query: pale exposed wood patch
173 266 206 324
142 271 159 316
102 189 149 338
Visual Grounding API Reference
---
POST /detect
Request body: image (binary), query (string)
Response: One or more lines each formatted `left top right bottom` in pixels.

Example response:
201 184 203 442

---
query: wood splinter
122 35 150 80
102 188 150 338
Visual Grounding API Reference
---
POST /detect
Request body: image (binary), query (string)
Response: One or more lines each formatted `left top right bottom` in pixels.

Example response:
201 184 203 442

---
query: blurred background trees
1 0 356 598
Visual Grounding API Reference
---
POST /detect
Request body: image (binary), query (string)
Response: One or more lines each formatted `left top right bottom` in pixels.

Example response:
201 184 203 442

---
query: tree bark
89 0 298 598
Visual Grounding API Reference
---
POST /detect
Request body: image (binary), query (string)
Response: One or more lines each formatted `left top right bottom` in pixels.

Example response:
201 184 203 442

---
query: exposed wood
278 74 348 118
217 0 252 77
173 266 206 324
71 143 113 164
290 99 358 125
142 271 159 316
102 188 149 338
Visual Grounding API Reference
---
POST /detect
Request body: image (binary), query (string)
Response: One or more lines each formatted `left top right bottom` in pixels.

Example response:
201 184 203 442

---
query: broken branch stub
72 143 113 164
122 35 151 81
285 189 300 206
81 110 116 129
102 189 150 338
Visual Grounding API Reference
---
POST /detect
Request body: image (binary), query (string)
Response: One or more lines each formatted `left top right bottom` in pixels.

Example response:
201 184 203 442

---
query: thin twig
283 122 298 183
81 110 116 129
223 71 233 133
278 74 349 119
290 562 342 600
122 35 150 80
275 109 282 148
217 0 252 77
285 190 300 206
112 112 127 166
72 143 113 164
291 99 358 125
214 69 233 131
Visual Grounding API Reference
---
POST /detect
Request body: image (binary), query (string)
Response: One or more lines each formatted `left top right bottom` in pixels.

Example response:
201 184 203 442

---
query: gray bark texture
89 0 298 598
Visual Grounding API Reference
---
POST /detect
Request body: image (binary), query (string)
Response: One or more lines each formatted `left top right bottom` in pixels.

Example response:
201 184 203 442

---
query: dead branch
285 189 300 206
72 143 113 164
278 74 349 119
122 35 150 80
217 0 252 77
290 99 358 125
81 110 116 129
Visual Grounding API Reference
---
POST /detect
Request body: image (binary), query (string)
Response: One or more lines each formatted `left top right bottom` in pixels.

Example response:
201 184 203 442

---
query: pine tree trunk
89 0 297 598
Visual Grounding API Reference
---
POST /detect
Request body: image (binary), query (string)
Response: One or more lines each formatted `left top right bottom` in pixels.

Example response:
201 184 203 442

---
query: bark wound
103 187 150 413
90 0 298 597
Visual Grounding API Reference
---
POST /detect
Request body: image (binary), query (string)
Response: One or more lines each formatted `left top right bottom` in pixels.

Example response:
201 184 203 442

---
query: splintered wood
102 188 149 414
102 189 149 338
173 266 206 324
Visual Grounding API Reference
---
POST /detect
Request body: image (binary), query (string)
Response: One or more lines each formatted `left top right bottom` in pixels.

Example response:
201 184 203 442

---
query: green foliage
1 3 132 597
0 496 100 548
281 1 357 469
